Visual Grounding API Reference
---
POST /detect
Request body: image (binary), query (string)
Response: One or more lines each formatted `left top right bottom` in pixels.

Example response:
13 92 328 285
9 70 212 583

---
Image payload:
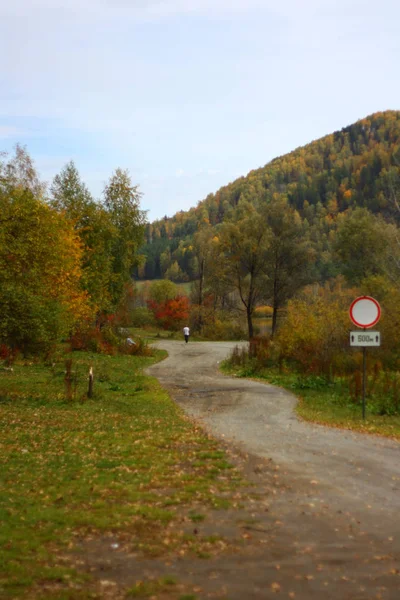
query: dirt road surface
145 340 400 599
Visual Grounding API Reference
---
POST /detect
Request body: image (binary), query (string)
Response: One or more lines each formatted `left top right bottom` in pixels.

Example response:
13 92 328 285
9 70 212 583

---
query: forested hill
139 110 400 281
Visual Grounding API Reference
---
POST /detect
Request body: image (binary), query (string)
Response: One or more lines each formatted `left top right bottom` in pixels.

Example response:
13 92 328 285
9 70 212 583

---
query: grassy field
221 363 400 441
128 327 184 342
0 349 246 599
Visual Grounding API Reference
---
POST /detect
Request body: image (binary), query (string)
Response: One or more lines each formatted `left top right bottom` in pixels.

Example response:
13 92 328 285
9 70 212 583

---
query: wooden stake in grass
88 366 94 398
65 359 73 401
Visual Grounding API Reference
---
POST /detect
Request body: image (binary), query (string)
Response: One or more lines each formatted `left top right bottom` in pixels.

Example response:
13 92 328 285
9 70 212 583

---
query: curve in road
147 340 400 543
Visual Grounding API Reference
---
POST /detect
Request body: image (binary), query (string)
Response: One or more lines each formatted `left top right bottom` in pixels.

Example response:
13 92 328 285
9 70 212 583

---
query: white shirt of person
183 327 190 336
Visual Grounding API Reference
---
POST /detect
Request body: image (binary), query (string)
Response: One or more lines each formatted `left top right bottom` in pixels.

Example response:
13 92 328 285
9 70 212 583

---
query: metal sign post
362 346 367 420
349 297 381 420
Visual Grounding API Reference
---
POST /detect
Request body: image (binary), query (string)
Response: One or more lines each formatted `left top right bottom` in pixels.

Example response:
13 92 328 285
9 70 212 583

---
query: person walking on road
183 326 190 343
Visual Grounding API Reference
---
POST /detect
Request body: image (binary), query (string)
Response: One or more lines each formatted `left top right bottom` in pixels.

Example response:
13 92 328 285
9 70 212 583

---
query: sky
1 0 399 221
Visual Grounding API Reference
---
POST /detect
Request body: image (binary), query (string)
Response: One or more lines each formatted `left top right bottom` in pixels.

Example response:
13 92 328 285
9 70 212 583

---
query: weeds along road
147 340 400 545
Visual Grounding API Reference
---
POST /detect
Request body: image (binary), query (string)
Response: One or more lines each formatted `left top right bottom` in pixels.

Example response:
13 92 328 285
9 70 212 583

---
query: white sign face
350 331 381 347
349 296 381 328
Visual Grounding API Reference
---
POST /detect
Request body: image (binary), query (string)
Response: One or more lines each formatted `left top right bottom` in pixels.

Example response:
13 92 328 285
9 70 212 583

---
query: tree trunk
271 270 279 337
198 258 204 306
198 258 205 331
271 304 278 337
247 306 254 340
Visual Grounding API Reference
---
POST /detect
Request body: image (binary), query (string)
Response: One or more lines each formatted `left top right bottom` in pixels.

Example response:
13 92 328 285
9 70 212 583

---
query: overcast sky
1 0 399 220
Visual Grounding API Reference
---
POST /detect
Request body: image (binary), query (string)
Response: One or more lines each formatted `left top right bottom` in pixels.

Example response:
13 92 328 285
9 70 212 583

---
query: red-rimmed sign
349 296 381 329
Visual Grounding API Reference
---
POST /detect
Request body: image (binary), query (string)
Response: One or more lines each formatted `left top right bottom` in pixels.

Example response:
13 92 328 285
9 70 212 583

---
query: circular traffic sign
349 296 381 329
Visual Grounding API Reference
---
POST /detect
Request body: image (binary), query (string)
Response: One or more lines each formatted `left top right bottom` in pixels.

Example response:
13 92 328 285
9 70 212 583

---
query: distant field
134 279 192 295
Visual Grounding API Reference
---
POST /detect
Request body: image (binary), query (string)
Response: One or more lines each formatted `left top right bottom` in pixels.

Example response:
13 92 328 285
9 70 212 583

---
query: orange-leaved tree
147 295 189 330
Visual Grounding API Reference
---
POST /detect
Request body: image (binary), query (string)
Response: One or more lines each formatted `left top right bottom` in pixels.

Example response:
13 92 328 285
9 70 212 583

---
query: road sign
350 331 381 347
349 296 381 328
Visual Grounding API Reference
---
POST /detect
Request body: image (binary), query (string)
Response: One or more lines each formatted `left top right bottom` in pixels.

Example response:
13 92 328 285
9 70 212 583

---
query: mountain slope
140 110 400 280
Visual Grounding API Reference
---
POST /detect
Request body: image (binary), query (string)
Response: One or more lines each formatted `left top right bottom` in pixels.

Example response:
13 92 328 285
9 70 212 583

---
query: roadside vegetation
222 277 400 439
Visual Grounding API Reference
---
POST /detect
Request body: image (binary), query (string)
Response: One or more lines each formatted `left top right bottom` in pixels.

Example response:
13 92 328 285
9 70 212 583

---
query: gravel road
147 340 400 543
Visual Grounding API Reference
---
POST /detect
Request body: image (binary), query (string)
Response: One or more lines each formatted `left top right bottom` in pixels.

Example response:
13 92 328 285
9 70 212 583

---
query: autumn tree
51 161 116 313
276 281 356 377
148 295 190 330
146 279 188 330
139 111 400 283
0 150 90 355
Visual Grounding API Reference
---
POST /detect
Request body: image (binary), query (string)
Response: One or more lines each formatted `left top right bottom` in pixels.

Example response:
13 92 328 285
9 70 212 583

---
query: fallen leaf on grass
271 582 281 592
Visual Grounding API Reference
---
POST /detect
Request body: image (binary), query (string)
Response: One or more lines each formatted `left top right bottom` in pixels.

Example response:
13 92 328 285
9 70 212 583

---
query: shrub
118 336 152 357
130 307 156 327
275 283 357 377
229 344 249 367
147 295 190 330
0 344 11 360
202 318 246 341
248 336 278 367
254 305 273 318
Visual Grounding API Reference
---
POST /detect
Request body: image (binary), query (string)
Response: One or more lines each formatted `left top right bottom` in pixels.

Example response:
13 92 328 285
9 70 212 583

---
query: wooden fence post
88 366 94 398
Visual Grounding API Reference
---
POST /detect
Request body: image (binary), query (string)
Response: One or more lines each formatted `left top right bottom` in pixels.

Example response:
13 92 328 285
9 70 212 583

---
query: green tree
148 279 178 304
51 160 93 219
261 197 316 336
160 247 172 276
103 168 146 304
216 205 270 339
191 226 214 307
165 260 186 282
334 208 396 285
51 161 116 312
0 144 46 198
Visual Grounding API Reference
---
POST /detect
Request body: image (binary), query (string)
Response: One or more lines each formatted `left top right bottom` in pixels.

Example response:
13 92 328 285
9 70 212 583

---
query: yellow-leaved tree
0 147 92 355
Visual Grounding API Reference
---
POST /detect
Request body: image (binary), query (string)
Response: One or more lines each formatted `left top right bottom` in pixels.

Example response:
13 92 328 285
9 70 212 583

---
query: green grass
134 279 191 296
0 350 244 599
129 326 183 342
127 326 212 344
221 362 400 440
127 575 178 597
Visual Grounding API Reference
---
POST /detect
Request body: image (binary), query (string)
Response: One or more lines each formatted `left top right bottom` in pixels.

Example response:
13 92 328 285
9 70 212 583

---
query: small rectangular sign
350 331 381 347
